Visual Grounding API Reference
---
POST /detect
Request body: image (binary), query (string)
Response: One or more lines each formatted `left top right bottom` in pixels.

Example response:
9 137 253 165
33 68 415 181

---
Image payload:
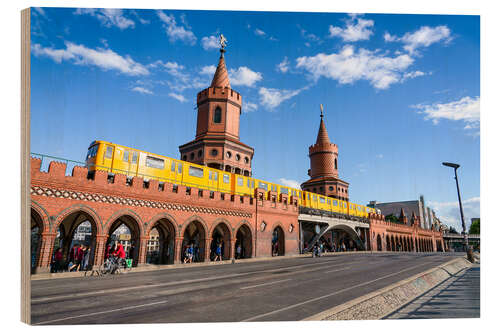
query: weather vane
320 104 324 118
219 34 228 50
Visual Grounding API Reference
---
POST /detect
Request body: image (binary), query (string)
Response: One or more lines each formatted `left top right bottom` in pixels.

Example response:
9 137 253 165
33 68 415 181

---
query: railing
299 206 370 224
31 153 86 176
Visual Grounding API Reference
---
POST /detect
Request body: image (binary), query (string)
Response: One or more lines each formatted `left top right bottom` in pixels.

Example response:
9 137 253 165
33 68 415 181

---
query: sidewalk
384 263 480 319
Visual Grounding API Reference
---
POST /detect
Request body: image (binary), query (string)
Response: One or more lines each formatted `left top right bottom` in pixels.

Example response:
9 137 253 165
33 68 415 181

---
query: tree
469 219 480 234
448 226 459 234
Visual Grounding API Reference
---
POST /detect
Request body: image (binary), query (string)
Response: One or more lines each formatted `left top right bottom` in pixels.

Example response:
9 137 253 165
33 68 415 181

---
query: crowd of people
304 238 360 256
50 241 133 273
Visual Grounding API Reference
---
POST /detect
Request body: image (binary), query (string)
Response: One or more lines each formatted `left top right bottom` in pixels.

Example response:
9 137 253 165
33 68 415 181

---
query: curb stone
303 257 472 321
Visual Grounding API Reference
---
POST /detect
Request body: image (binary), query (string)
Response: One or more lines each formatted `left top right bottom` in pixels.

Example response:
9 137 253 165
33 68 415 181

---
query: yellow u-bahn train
86 140 376 218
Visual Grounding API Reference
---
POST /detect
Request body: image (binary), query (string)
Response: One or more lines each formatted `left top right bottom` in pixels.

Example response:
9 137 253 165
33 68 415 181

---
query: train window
252 180 255 188
280 187 288 194
105 146 113 159
333 200 338 206
320 197 325 203
213 172 218 181
223 174 230 184
313 195 317 201
131 151 138 164
258 182 268 190
308 193 310 200
178 163 183 173
327 199 331 204
247 179 250 187
171 162 176 172
123 150 129 162
146 156 165 169
86 145 98 160
188 166 204 178
238 177 243 186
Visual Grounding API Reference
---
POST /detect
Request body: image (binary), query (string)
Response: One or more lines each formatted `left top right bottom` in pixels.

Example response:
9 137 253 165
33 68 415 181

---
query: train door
208 169 219 191
102 144 115 173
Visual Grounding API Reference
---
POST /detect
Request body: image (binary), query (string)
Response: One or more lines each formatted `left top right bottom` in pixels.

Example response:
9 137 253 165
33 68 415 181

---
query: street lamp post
442 162 470 254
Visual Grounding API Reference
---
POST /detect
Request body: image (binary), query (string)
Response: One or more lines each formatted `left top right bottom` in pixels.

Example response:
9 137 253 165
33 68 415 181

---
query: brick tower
301 105 349 201
179 39 254 176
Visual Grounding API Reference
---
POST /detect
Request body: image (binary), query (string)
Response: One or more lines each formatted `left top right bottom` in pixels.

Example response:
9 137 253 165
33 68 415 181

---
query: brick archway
106 214 143 267
181 217 209 262
30 208 44 273
147 216 177 265
271 223 285 256
235 222 253 259
210 220 232 261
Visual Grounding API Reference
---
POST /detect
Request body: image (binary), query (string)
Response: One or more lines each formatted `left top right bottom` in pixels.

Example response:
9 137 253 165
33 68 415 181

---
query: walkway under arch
54 210 99 270
31 209 44 273
272 226 285 256
147 218 176 265
235 224 253 259
210 222 231 261
107 215 141 267
182 220 207 262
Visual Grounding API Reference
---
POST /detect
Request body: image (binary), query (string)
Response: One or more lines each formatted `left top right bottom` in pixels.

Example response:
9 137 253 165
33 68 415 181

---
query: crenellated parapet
197 86 241 107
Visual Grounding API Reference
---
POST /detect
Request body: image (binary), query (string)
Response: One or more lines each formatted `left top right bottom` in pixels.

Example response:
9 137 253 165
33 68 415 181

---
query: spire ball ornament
320 104 324 118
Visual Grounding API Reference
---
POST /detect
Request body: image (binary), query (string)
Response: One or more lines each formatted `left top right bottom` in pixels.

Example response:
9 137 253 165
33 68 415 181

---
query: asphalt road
31 252 462 325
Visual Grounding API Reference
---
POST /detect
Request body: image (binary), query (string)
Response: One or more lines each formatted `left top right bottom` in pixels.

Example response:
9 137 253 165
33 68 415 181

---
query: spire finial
320 104 324 118
219 33 228 56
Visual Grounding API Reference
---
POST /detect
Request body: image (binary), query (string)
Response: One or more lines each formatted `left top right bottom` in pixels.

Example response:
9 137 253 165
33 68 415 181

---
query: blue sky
29 7 479 230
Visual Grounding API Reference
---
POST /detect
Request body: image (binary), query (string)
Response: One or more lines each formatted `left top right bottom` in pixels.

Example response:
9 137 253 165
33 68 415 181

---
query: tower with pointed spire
301 105 350 201
179 38 254 176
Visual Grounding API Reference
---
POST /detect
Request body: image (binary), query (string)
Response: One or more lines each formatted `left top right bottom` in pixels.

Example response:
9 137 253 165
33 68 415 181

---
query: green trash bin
126 259 133 268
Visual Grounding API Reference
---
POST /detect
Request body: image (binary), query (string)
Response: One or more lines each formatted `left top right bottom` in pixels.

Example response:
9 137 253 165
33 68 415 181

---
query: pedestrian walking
236 243 242 259
68 244 80 272
215 242 222 261
81 245 90 271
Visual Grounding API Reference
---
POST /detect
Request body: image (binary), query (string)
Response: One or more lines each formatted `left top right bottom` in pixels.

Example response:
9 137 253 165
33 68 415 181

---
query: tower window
213 107 222 123
190 152 194 160
226 151 232 158
198 150 203 157
335 158 338 169
236 154 241 161
244 157 249 164
211 149 218 157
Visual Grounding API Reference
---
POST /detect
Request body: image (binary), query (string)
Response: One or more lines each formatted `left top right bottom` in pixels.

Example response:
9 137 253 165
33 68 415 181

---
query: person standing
236 243 242 259
215 242 222 261
81 245 90 271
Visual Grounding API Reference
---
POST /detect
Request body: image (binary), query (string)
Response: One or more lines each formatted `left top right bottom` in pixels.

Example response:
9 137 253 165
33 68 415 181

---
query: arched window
335 158 338 169
213 107 222 123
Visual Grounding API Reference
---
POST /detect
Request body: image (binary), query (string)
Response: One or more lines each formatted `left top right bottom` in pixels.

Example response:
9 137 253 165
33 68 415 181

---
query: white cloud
130 10 150 24
33 7 46 17
132 86 153 95
229 67 263 87
243 101 258 113
254 28 266 36
277 57 290 73
259 86 307 110
296 45 414 89
31 42 149 76
402 70 427 80
278 178 301 189
329 15 374 42
74 8 135 30
412 96 480 132
428 197 480 232
168 92 187 102
157 11 196 45
201 36 219 50
200 65 216 76
385 25 452 54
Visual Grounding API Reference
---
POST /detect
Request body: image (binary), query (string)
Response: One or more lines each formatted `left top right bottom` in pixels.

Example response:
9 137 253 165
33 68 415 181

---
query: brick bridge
30 157 445 274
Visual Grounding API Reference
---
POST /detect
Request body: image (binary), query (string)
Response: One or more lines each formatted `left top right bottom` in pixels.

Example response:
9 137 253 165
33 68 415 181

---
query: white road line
324 267 350 274
34 300 168 325
240 278 292 290
32 259 348 303
241 261 434 322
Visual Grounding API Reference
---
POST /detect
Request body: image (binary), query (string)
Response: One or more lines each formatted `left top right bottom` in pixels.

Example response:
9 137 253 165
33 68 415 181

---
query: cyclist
112 242 127 270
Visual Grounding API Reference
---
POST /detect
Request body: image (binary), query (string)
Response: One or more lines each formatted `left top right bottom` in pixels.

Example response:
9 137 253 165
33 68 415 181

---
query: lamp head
442 162 460 169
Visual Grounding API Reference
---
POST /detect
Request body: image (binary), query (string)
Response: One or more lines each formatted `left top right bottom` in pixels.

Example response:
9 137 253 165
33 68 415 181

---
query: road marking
34 300 168 325
324 267 350 274
241 261 434 322
240 278 292 290
32 259 350 303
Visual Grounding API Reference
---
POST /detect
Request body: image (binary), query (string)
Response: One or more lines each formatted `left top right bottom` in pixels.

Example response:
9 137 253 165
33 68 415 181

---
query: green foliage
448 226 459 234
469 219 480 234
385 214 399 223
